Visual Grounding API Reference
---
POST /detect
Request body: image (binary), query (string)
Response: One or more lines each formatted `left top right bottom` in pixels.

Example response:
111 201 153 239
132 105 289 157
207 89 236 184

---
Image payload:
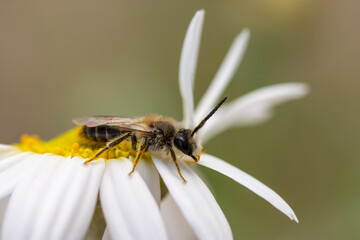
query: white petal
0 144 17 151
153 157 232 240
100 158 167 240
198 153 298 222
102 227 112 240
36 157 104 240
195 29 250 124
135 158 161 206
0 152 30 172
0 195 10 237
179 10 205 128
161 194 197 240
2 155 105 240
200 83 309 142
0 145 19 160
0 153 42 199
0 147 27 169
1 154 62 240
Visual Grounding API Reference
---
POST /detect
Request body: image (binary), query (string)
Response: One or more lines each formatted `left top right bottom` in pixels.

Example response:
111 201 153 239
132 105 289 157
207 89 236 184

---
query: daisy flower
0 10 308 240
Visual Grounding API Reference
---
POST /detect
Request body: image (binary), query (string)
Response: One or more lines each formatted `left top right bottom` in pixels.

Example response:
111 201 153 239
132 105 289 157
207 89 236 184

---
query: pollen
72 142 79 152
20 134 40 146
16 127 133 160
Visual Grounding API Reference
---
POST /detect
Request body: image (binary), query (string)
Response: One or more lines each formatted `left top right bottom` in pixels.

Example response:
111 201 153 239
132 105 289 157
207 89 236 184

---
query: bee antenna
191 96 228 137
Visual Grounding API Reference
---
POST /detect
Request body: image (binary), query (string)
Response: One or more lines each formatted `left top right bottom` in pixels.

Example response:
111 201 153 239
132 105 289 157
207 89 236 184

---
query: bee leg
168 146 187 184
131 134 137 150
84 132 131 164
190 155 199 163
128 137 148 176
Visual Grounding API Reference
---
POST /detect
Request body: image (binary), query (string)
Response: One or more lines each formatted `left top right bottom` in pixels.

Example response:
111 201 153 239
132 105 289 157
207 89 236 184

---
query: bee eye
174 129 192 155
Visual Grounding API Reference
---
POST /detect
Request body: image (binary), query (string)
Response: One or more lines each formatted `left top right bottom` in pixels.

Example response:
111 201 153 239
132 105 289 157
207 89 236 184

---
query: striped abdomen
81 126 124 142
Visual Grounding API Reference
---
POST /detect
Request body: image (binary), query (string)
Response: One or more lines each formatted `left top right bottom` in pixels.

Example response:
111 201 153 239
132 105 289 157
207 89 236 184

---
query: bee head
173 128 199 161
174 96 228 161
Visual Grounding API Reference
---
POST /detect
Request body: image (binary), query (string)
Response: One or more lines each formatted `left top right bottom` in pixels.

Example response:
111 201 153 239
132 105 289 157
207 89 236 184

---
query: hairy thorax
145 116 202 162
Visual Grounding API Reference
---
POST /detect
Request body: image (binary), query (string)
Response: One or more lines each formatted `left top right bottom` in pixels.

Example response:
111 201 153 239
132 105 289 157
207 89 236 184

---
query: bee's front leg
168 146 187 184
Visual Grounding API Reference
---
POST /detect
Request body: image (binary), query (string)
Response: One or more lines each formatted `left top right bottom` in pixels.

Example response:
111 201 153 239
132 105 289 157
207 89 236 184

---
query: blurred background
0 1 359 239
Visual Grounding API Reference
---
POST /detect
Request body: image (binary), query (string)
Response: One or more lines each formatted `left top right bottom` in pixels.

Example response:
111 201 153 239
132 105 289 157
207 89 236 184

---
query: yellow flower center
16 127 141 160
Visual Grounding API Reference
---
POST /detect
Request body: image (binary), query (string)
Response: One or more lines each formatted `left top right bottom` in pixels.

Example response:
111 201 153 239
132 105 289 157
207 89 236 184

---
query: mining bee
73 97 228 183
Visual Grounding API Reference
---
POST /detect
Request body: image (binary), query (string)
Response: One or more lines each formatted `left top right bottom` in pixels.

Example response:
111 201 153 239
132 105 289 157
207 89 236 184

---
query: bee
73 96 228 183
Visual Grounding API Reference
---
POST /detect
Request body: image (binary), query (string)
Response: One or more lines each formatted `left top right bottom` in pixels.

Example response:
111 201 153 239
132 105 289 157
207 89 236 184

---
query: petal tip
195 9 205 17
291 213 299 223
287 83 310 100
240 28 250 38
299 83 310 96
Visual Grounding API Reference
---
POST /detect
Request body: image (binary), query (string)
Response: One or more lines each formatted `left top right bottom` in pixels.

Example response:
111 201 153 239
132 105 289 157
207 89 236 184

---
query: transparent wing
72 116 152 134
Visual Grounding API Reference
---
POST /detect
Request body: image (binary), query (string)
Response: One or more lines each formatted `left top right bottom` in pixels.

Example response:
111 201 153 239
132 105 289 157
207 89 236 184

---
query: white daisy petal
153 157 232 240
200 83 309 142
0 151 22 164
0 153 41 199
2 155 105 240
0 195 10 232
0 145 19 160
161 194 197 240
0 152 31 172
38 157 105 240
102 227 112 240
1 154 63 239
102 160 161 240
100 158 167 240
198 153 298 222
0 144 17 151
195 29 250 124
179 10 205 128
135 159 161 205
0 146 25 168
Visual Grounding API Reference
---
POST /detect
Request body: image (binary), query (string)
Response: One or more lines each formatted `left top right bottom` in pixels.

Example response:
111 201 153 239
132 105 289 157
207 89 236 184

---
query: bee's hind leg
84 132 131 164
128 137 148 176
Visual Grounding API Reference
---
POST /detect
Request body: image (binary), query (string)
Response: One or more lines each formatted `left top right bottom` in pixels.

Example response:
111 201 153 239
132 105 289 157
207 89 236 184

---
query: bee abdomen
82 126 122 142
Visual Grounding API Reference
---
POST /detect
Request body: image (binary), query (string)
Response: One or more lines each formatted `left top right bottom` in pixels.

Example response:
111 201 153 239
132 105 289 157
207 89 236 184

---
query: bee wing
72 116 152 134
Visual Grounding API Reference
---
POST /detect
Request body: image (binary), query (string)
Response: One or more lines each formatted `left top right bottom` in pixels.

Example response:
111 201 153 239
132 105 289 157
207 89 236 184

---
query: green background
0 1 359 239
